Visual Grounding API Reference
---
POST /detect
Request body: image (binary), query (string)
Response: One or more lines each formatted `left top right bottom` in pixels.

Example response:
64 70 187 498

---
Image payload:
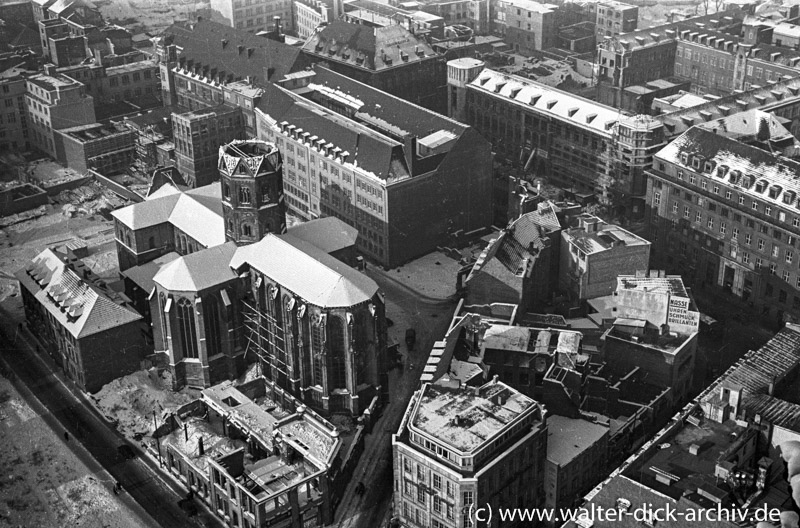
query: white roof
111 184 225 249
470 69 620 136
230 234 379 308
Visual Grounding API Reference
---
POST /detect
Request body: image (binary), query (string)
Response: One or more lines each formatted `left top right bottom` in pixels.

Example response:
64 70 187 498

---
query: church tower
219 139 286 245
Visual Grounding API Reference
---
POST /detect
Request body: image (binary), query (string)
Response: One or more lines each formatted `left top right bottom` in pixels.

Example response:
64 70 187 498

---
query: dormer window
691 157 701 169
680 152 689 165
704 160 715 173
755 179 768 193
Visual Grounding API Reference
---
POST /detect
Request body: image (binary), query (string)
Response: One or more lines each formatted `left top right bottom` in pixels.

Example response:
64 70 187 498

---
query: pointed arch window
177 298 198 359
327 315 347 390
204 295 222 357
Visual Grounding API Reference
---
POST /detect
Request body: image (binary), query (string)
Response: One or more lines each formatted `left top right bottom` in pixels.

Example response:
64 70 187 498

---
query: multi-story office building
559 214 651 300
257 65 493 268
173 105 245 188
15 247 146 393
293 0 342 38
56 122 136 174
545 416 608 517
25 71 95 159
392 380 548 528
209 0 293 33
596 13 743 109
646 111 800 321
157 19 309 108
595 0 638 38
300 21 446 113
492 0 559 54
0 68 30 152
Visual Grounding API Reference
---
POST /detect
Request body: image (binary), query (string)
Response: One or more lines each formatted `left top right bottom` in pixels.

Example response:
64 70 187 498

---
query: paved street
0 304 223 528
333 267 457 528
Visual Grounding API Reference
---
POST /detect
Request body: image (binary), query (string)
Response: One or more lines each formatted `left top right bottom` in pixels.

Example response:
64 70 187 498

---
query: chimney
274 15 281 35
221 38 228 49
247 47 254 57
184 422 188 442
198 436 205 456
237 45 244 55
768 375 776 396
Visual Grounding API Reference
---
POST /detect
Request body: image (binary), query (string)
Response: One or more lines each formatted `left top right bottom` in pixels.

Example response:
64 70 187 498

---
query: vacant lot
0 376 156 527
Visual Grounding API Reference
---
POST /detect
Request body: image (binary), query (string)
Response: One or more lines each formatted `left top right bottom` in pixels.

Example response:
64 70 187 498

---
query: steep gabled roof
15 248 142 338
111 183 225 248
230 234 379 308
162 19 309 83
153 242 239 292
301 21 437 72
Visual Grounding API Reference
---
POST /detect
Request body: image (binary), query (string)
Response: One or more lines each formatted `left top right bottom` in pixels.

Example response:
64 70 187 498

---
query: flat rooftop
410 381 537 454
482 324 582 356
622 416 746 501
28 73 80 91
617 275 689 297
60 122 130 142
547 415 608 466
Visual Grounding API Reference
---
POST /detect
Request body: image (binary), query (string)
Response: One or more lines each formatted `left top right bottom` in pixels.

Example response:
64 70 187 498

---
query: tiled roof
256 83 409 181
161 19 309 83
660 77 800 137
15 248 142 338
230 234 379 308
655 126 800 210
467 203 561 283
153 242 239 292
283 217 358 255
470 68 620 136
700 323 800 432
301 21 437 72
111 183 225 248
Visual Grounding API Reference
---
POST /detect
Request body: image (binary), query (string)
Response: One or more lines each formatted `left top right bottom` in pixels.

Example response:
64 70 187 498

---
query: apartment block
559 214 651 300
595 0 638 38
257 66 492 268
56 122 136 174
15 248 146 393
25 71 95 159
392 380 548 528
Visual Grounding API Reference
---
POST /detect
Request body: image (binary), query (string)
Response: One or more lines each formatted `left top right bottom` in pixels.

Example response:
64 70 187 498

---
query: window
745 234 752 245
720 222 726 235
696 211 702 223
713 185 720 194
780 289 788 303
654 192 660 206
177 298 199 359
726 190 732 200
238 186 251 204
684 206 690 219
752 200 759 210
783 270 791 283
417 486 425 505
765 205 772 216
743 252 750 264
707 218 714 229
770 263 777 275
739 196 746 205
758 239 765 251
756 257 763 269
672 201 678 214
433 474 442 490
773 244 780 258
732 227 739 241
417 465 425 483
